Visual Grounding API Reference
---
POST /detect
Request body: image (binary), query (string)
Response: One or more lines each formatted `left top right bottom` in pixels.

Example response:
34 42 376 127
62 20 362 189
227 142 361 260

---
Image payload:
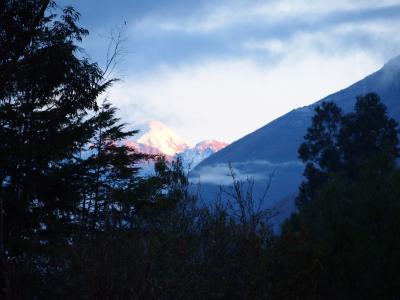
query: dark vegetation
1 1 400 299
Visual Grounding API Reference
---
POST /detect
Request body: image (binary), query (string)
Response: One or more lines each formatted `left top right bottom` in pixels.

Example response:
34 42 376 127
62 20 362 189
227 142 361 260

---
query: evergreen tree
297 101 343 207
80 100 147 232
339 93 399 177
0 2 116 297
296 93 398 208
277 93 400 298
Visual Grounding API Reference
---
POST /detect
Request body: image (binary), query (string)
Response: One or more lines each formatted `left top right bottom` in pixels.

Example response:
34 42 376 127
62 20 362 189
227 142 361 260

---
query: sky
58 0 400 144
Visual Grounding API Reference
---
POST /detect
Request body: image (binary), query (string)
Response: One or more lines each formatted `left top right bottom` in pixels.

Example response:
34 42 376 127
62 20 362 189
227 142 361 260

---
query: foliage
276 94 400 298
296 93 399 207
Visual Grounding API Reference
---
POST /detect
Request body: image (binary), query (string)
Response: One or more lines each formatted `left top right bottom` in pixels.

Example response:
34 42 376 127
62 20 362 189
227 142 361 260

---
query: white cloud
334 19 400 36
190 160 303 185
251 0 400 19
189 162 262 186
108 50 381 143
243 39 286 54
242 17 400 58
107 1 400 143
131 0 400 34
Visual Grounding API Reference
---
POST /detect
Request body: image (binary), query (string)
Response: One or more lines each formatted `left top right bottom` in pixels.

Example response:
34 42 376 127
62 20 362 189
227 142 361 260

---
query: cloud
243 17 400 58
108 45 382 143
243 39 286 54
189 163 261 186
119 0 400 75
132 0 400 34
79 0 400 144
189 159 303 185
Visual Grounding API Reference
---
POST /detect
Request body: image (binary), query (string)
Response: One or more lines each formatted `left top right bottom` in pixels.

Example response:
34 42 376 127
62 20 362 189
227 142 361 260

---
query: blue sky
59 0 400 143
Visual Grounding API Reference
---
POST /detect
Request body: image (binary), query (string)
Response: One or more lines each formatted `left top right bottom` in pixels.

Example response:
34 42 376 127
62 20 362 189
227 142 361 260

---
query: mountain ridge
126 120 228 170
196 56 400 168
191 56 400 217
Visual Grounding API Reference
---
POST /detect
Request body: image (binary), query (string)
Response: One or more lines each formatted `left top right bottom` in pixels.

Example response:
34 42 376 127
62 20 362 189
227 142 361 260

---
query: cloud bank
60 0 400 143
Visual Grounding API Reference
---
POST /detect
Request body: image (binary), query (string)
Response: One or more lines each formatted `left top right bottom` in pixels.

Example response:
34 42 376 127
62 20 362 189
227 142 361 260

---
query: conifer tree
278 93 400 298
0 2 116 296
81 100 148 232
297 101 343 207
296 93 398 208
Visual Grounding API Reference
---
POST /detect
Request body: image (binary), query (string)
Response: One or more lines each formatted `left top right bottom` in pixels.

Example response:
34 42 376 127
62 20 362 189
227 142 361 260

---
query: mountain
126 120 228 171
179 140 228 171
191 55 400 221
129 120 192 157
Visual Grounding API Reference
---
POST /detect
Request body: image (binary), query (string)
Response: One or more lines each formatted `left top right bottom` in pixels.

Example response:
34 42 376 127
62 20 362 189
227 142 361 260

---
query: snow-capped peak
131 120 192 156
178 140 228 171
193 140 228 152
125 120 228 173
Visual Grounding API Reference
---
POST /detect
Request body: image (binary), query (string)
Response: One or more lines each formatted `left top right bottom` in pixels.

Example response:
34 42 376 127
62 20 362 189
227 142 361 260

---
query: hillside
191 55 400 215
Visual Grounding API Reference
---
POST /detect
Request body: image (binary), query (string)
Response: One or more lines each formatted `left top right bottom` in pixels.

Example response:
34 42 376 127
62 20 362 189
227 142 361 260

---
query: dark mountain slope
191 56 400 218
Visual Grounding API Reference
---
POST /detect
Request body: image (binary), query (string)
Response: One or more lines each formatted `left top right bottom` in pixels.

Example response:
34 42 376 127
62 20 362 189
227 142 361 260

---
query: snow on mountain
125 120 227 172
178 140 228 171
132 120 192 156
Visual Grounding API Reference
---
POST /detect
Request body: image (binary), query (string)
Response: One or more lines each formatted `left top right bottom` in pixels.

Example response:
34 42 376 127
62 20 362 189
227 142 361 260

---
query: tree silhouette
277 93 400 298
296 93 398 208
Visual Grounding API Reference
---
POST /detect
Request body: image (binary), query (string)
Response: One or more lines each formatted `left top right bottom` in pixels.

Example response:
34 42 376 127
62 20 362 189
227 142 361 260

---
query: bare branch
100 26 128 82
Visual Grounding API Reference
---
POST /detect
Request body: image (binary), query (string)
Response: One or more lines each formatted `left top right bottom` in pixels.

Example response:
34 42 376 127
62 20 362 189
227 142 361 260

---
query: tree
0 2 115 297
276 93 400 298
297 101 343 207
80 100 147 232
339 93 399 177
296 93 399 208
